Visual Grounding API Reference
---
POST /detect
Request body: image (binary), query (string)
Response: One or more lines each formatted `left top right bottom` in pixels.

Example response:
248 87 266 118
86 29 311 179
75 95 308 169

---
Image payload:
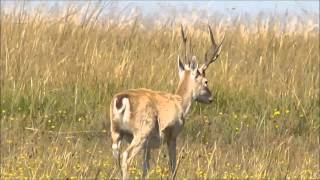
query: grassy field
1 3 319 179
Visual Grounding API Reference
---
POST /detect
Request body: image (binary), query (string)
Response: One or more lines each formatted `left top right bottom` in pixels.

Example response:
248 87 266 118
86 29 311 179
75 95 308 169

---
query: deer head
177 25 224 104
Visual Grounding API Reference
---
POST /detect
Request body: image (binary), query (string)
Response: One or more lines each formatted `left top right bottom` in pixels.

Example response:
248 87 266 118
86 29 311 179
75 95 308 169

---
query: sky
119 1 319 15
1 1 319 24
2 1 319 15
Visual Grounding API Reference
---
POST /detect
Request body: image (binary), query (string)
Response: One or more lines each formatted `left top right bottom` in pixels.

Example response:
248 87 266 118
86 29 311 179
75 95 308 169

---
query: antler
180 24 189 65
201 25 224 71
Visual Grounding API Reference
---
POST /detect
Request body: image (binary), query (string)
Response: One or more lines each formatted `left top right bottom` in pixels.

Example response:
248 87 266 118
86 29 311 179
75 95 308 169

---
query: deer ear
190 56 198 71
178 56 185 75
190 56 200 78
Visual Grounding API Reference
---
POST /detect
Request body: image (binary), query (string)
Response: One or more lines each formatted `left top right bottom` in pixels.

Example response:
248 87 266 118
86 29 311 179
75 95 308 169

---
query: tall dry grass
1 2 319 179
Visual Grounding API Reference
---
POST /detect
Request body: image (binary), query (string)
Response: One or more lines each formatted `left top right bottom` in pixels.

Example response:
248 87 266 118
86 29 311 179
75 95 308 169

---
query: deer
109 25 224 179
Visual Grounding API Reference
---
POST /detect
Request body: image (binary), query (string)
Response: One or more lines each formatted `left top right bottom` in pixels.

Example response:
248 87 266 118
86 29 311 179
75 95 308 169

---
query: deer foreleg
167 139 177 173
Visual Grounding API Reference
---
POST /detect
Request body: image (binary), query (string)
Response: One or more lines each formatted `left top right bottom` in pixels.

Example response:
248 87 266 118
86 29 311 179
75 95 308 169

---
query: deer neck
175 73 193 117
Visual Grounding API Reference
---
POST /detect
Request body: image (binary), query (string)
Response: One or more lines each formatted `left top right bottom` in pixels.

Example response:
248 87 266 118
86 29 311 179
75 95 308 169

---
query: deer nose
208 97 213 103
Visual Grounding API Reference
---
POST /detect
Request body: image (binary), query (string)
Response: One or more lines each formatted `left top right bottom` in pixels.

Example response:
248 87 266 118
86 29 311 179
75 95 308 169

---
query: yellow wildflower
274 110 280 116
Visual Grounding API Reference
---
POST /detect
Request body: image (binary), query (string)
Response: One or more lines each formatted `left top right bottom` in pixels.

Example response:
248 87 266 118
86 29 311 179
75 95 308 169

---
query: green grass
1 3 319 179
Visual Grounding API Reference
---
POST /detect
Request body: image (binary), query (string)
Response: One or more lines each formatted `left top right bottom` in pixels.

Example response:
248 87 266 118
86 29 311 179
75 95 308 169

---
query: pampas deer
109 25 224 179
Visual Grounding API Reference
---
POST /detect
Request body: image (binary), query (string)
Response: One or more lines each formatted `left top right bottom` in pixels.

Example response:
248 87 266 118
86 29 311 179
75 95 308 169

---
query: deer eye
204 80 208 85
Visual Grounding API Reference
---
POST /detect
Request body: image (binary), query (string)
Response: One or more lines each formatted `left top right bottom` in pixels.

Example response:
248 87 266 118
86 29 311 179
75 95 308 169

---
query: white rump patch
122 98 131 122
113 97 131 125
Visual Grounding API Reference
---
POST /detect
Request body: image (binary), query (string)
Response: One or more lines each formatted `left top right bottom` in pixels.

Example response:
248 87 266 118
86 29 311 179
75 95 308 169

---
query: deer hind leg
142 147 150 179
122 116 156 179
111 129 122 170
110 102 122 168
121 134 147 180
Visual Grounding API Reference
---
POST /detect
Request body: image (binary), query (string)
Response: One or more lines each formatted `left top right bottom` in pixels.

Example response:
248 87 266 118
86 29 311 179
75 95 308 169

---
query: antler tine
202 26 225 71
180 24 187 44
208 25 217 50
180 24 188 64
207 35 224 64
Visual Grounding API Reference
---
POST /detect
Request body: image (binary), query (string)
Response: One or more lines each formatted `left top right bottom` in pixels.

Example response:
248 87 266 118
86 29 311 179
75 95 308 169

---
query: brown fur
176 71 191 97
111 88 183 134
